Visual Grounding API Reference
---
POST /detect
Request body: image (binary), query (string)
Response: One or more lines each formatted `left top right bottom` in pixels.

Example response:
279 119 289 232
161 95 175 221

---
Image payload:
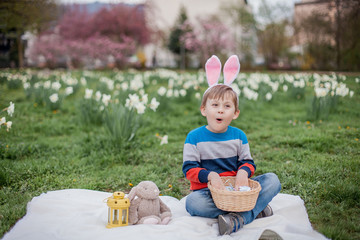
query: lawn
0 69 359 239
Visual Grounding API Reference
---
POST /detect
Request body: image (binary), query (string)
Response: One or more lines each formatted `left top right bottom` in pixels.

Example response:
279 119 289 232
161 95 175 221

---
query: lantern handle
103 196 112 203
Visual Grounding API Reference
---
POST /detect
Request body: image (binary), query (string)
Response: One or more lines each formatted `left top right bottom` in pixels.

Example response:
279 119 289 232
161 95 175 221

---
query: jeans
185 173 281 225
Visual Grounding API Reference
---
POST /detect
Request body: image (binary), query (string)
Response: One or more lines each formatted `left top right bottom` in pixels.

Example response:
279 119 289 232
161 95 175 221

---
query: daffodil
7 102 15 117
23 82 30 89
141 94 148 105
149 98 160 112
125 94 140 110
102 94 111 106
80 77 87 85
130 75 144 91
49 93 59 103
84 88 93 99
51 81 61 91
6 121 12 131
65 87 73 96
314 87 328 98
0 117 5 125
179 89 187 97
135 102 146 114
160 135 168 145
121 82 129 91
44 80 51 89
95 91 102 101
195 92 201 100
265 92 272 101
157 86 167 96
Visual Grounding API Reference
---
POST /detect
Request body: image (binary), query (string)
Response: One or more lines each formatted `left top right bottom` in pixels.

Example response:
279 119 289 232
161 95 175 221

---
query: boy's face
200 95 240 133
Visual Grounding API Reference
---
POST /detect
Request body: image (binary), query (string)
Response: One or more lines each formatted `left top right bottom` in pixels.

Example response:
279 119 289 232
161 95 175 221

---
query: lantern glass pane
113 209 119 224
122 209 127 224
108 208 111 224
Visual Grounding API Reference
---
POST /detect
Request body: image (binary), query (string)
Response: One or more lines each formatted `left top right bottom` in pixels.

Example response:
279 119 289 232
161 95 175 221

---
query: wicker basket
208 176 261 212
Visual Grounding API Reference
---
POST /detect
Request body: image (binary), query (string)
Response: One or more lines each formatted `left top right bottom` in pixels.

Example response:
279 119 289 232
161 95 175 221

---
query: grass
0 69 359 239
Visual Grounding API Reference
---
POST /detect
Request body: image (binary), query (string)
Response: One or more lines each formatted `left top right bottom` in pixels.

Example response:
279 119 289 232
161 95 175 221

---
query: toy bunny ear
128 186 137 201
205 55 221 87
223 55 240 86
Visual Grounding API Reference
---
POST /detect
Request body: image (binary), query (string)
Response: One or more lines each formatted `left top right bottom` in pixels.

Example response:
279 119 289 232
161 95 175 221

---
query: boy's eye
212 103 218 106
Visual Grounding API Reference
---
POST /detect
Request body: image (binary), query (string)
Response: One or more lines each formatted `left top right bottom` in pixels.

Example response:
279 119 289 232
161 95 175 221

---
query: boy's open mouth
216 118 223 123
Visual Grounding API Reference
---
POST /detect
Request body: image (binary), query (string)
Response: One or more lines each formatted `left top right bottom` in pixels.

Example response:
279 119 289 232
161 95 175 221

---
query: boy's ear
200 106 207 117
233 109 240 120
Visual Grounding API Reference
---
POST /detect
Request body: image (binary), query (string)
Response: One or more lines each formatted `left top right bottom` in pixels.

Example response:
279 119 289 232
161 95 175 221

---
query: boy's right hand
208 172 226 190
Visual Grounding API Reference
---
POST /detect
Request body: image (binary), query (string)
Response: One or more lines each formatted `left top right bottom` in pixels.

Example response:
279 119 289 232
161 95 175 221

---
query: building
293 0 336 48
144 0 256 68
292 0 359 70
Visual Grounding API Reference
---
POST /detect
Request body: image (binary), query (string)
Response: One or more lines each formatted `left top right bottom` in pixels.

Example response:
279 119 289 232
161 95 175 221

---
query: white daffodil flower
65 87 73 96
160 135 168 145
7 102 15 117
52 82 61 91
0 117 6 125
49 93 59 103
135 102 146 114
102 94 111 106
265 92 272 101
157 86 167 96
6 121 12 131
95 91 102 102
85 88 93 99
149 98 160 112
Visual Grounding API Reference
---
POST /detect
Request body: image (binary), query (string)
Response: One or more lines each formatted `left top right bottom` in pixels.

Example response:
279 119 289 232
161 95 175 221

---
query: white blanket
2 189 328 240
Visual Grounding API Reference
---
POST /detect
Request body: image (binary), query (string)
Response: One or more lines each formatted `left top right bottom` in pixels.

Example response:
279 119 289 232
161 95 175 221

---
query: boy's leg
186 173 280 235
185 188 226 218
238 172 281 225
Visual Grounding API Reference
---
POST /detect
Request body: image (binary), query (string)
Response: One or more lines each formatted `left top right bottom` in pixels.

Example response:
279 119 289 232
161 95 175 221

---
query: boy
182 55 281 235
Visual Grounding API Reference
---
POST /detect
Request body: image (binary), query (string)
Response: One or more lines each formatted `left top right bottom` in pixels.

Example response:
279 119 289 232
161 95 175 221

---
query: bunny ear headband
204 55 240 96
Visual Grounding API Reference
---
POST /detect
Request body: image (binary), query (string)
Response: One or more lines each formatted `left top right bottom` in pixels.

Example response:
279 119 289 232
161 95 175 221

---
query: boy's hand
208 172 226 190
235 169 249 190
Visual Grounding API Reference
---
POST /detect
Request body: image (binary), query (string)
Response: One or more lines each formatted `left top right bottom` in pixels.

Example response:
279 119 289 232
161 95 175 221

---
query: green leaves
104 103 140 147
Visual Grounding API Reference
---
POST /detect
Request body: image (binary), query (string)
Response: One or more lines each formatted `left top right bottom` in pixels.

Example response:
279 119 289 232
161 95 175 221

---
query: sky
58 0 143 4
248 0 301 24
58 0 300 10
58 0 301 24
248 0 299 12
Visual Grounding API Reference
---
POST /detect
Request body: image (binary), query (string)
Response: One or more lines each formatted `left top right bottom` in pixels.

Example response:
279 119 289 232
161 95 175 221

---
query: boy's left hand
235 169 249 190
208 172 226 190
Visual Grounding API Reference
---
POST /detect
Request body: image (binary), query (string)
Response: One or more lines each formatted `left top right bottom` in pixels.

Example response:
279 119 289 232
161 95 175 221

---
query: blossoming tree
28 3 150 68
183 16 235 67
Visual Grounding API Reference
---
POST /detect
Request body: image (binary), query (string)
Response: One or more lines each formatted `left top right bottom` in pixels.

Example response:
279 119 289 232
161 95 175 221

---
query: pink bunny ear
205 55 221 87
223 55 240 86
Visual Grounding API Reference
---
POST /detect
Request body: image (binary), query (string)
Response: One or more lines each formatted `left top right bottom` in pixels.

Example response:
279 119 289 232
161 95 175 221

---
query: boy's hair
200 85 239 111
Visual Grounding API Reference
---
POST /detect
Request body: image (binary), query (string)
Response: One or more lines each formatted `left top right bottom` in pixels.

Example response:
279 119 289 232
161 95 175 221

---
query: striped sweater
182 125 256 191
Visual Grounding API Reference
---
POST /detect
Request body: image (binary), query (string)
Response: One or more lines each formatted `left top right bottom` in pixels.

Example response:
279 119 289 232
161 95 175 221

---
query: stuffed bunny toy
128 181 172 225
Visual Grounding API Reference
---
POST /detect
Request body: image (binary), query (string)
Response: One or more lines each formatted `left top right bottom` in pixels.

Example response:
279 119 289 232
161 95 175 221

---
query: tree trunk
17 34 24 68
180 45 185 69
335 0 341 70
